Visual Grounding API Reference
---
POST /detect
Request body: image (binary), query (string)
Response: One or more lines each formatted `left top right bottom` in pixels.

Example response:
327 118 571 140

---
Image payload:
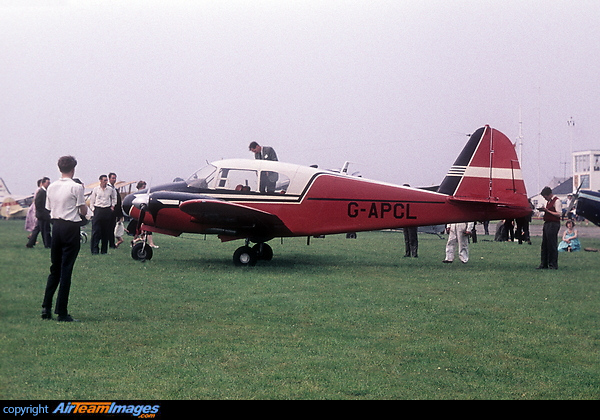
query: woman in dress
558 220 581 252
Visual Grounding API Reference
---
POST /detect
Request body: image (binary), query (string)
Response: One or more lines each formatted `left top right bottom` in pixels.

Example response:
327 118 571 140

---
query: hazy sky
2 0 599 197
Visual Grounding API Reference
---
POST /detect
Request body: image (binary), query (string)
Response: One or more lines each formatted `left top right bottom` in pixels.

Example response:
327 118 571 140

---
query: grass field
1 218 599 399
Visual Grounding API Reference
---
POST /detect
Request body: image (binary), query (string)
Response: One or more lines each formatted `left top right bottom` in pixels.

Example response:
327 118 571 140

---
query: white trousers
445 223 470 263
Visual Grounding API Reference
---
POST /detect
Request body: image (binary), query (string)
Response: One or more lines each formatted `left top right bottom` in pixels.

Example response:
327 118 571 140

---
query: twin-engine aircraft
123 125 531 265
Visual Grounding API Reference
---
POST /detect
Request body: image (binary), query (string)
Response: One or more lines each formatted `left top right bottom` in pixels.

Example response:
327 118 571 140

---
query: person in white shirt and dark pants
89 174 117 255
42 156 87 322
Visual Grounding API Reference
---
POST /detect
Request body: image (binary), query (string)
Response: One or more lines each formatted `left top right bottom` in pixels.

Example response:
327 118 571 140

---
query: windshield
186 164 217 189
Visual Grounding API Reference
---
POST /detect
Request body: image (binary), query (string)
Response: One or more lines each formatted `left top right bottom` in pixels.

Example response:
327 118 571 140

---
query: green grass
1 219 599 399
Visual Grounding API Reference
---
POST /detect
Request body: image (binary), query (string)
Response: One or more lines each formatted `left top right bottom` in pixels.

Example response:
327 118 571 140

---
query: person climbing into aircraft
249 142 278 162
249 142 279 193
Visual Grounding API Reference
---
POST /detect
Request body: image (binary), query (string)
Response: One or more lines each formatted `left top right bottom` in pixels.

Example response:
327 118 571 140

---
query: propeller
567 181 584 215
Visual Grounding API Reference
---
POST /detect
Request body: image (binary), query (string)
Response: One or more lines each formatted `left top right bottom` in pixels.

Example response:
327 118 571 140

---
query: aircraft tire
252 243 273 261
132 242 153 261
233 246 257 267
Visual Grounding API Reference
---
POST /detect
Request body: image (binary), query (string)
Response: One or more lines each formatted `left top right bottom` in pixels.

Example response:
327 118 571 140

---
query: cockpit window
187 164 217 189
187 164 292 194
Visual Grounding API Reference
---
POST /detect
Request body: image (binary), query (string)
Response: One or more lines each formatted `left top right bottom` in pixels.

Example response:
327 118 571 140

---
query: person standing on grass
402 184 418 258
42 156 87 322
443 222 474 264
537 186 562 269
89 174 117 255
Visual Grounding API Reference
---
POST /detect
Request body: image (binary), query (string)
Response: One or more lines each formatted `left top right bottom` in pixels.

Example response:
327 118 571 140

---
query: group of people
494 213 534 245
34 143 279 322
439 187 582 267
88 173 122 254
27 172 128 255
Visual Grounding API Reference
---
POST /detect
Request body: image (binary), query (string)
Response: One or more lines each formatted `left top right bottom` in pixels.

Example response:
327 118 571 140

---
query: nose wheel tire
132 242 153 261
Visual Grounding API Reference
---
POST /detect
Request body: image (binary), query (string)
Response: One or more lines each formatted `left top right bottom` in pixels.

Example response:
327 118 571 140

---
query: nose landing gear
131 235 153 261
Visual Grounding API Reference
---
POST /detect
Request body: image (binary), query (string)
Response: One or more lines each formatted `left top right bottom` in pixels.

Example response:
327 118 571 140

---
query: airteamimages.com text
2 402 162 418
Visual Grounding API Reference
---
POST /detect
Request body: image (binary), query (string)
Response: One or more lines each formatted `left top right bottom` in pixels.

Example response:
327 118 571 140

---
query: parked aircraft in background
0 178 32 219
85 180 137 200
123 125 532 265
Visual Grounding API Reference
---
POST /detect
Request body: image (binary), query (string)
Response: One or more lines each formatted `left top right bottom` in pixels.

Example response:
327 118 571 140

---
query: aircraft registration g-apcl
123 125 532 266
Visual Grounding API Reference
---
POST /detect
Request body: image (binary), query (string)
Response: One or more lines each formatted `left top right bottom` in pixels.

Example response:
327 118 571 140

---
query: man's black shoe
41 308 52 320
57 314 79 322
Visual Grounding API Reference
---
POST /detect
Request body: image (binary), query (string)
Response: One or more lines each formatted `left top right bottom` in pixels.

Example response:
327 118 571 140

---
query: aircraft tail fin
438 125 529 207
0 178 11 197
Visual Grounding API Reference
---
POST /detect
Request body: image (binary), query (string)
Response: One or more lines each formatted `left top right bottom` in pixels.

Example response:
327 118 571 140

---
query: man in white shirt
42 156 87 322
89 174 117 255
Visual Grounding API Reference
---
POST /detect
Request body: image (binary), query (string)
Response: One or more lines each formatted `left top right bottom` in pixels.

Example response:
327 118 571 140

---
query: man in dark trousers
537 186 562 270
402 184 418 257
26 177 52 248
89 174 117 255
108 172 123 248
42 156 87 322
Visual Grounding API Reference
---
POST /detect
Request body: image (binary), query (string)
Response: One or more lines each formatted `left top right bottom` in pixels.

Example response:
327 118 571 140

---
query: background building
573 150 600 192
530 150 599 219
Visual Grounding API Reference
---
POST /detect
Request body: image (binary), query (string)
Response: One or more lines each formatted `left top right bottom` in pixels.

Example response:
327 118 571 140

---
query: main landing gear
233 242 273 266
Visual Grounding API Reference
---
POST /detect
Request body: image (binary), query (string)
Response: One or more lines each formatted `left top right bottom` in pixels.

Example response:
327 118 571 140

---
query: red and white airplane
123 125 531 265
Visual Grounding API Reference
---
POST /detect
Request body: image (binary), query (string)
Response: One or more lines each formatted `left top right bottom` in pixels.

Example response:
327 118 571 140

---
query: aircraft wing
179 199 292 240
